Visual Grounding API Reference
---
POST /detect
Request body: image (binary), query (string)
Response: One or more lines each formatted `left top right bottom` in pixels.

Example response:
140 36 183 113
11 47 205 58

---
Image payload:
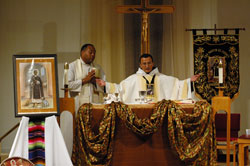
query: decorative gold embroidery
72 101 217 165
193 34 239 102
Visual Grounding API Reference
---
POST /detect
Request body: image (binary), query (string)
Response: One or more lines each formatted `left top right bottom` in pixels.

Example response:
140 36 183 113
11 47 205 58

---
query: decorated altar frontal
72 100 217 166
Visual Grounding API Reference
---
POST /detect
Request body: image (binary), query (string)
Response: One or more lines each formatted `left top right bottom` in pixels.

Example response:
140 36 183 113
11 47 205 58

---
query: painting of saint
30 69 45 107
207 56 225 84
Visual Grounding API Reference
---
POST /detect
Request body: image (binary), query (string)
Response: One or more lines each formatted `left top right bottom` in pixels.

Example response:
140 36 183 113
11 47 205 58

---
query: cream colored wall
167 0 218 79
0 0 250 153
0 0 125 153
79 0 125 83
0 0 81 152
216 0 250 135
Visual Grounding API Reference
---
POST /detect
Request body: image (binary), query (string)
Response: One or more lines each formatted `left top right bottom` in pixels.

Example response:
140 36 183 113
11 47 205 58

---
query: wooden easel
212 87 231 166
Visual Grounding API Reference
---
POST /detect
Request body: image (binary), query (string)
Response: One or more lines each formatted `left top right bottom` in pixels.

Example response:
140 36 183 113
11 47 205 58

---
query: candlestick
64 62 69 87
218 59 223 84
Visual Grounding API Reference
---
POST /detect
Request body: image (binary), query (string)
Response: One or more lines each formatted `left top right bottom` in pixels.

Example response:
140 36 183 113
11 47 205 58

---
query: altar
71 100 217 166
91 104 192 166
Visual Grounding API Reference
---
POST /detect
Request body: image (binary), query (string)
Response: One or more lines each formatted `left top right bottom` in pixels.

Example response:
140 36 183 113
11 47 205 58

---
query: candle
218 59 223 84
64 62 69 86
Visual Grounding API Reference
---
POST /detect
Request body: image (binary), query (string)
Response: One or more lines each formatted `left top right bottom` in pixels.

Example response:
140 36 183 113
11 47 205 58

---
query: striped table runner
28 119 45 166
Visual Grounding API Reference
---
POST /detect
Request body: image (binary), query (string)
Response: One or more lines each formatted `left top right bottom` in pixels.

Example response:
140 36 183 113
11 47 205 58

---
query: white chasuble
106 68 191 104
68 58 106 110
63 59 106 155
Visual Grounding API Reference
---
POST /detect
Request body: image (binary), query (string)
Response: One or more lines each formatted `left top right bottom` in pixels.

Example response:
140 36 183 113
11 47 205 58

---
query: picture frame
13 54 59 117
207 56 226 85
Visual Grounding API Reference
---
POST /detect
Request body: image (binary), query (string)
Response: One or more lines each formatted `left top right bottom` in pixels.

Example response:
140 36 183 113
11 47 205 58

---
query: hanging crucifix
117 0 175 54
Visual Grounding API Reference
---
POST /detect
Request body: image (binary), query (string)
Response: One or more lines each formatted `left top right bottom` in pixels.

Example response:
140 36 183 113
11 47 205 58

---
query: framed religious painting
207 56 226 85
13 54 60 117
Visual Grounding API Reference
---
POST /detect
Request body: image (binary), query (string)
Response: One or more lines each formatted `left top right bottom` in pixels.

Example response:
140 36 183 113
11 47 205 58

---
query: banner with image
193 30 240 103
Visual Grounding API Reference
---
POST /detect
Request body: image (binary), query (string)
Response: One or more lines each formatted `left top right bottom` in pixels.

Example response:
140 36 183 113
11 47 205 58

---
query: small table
238 134 250 166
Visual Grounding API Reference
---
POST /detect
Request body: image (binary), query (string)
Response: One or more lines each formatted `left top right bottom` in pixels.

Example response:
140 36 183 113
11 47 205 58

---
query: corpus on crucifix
117 0 175 54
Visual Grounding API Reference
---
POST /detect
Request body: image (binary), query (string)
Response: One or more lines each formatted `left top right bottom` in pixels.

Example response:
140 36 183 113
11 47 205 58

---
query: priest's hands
96 79 106 87
191 74 200 82
82 70 96 85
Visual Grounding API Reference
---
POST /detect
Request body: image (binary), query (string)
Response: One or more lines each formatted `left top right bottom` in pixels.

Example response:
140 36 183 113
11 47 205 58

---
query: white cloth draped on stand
9 116 73 166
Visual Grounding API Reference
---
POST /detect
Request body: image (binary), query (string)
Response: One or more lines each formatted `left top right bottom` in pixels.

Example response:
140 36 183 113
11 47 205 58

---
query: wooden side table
238 134 250 166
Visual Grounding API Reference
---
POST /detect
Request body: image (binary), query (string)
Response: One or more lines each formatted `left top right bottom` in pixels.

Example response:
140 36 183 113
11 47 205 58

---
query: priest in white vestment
68 44 106 110
62 44 106 156
97 54 199 103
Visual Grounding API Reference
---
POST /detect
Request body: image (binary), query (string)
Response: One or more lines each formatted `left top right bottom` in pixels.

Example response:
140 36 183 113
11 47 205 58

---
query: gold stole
181 80 188 99
138 75 159 102
109 83 117 94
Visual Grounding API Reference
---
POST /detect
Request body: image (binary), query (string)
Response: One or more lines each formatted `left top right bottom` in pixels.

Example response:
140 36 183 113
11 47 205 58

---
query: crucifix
117 0 175 54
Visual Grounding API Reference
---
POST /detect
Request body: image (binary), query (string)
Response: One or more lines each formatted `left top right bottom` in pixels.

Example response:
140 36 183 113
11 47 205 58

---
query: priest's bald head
139 54 155 74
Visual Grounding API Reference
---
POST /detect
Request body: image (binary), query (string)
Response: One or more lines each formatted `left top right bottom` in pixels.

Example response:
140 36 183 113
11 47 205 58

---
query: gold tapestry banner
193 33 240 103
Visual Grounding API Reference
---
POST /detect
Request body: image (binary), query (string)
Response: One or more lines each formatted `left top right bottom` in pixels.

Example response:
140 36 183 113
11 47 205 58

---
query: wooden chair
212 88 231 166
215 113 240 166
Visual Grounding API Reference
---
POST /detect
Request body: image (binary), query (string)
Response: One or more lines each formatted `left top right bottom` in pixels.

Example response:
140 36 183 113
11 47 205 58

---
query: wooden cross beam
117 0 175 54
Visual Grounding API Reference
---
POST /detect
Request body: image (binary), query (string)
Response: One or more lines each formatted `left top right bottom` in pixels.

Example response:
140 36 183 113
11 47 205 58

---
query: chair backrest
215 113 240 141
